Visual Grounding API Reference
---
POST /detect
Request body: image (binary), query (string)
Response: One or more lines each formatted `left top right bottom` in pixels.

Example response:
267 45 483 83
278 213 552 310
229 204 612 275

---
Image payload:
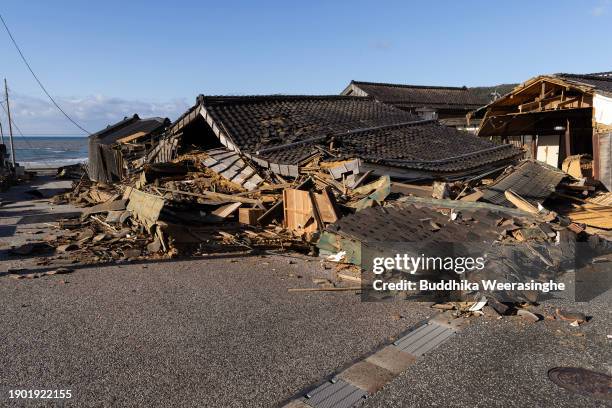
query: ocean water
2 136 88 169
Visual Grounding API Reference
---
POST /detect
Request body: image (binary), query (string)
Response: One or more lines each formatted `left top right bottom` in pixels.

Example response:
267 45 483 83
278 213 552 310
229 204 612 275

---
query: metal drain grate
393 322 455 356
304 379 367 408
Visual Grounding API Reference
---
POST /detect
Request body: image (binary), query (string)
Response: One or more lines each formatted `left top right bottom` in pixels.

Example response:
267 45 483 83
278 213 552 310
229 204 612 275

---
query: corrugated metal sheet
304 380 367 408
202 148 264 191
393 322 456 357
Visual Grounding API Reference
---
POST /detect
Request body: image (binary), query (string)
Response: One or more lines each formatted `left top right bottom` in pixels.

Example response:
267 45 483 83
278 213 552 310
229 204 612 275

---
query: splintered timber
372 279 566 293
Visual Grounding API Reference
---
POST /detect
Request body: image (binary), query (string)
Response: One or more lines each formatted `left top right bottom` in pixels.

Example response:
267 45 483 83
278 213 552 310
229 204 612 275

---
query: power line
0 13 91 135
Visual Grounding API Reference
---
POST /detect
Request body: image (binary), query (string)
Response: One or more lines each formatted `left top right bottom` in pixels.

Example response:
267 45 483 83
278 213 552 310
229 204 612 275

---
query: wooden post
4 79 16 166
564 119 571 158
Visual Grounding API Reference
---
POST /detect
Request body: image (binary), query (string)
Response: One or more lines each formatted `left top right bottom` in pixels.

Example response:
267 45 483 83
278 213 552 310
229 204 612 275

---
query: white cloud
0 93 191 136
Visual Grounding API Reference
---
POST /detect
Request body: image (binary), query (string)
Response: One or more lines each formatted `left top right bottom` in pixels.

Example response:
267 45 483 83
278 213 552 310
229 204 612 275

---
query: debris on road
556 309 588 324
6 92 605 315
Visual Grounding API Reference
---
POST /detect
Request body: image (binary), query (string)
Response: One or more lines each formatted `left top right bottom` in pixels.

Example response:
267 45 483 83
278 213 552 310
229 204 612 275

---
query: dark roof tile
480 160 566 207
555 72 612 94
348 80 497 109
91 115 168 144
193 95 520 174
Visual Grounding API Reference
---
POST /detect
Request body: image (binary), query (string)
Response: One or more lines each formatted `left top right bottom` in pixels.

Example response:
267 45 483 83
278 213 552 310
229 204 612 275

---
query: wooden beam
288 287 361 292
155 187 266 205
505 190 539 213
564 119 572 158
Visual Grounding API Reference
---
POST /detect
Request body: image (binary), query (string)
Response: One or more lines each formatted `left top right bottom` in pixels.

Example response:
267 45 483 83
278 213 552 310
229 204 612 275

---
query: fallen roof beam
154 187 268 206
397 195 532 217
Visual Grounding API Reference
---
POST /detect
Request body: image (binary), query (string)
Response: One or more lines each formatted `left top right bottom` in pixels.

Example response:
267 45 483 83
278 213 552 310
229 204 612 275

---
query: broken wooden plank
155 186 267 205
81 199 127 217
505 190 539 214
258 177 314 226
288 286 361 292
212 202 242 219
233 182 294 197
257 200 284 226
239 207 265 225
283 188 318 234
317 187 339 223
390 182 433 198
337 273 362 283
459 190 484 202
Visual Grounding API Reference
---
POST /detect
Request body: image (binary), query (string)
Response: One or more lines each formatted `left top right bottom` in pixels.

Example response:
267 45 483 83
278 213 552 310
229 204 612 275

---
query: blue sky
0 0 610 135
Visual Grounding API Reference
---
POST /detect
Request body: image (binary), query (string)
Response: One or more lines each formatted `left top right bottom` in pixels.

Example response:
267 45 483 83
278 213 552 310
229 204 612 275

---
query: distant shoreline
8 136 88 170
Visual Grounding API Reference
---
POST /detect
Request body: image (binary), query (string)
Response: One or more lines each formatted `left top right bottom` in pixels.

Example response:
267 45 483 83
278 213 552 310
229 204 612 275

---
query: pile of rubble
45 152 611 277
10 94 610 310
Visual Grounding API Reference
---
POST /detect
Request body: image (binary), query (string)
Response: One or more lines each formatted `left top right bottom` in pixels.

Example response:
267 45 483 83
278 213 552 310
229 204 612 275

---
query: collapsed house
160 94 521 182
88 114 170 183
39 91 610 307
341 80 516 130
472 72 612 190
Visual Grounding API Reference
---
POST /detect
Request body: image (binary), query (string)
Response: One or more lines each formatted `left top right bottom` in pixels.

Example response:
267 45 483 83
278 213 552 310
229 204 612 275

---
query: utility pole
0 117 4 144
4 78 16 166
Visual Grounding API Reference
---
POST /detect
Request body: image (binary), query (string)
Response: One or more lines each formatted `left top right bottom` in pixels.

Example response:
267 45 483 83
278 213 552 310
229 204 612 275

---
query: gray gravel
3 177 611 407
1 178 435 407
363 276 612 408
0 255 433 407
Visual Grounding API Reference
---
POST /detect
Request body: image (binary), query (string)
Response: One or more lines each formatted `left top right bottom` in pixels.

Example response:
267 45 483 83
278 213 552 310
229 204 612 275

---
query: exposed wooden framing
198 105 241 154
556 97 581 109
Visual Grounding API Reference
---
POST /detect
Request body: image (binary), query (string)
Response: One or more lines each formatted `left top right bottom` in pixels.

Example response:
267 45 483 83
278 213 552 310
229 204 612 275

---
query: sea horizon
3 136 89 169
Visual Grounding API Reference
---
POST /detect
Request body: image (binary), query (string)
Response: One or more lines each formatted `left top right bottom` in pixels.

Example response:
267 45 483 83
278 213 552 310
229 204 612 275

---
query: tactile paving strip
393 322 456 357
303 379 367 408
290 319 459 408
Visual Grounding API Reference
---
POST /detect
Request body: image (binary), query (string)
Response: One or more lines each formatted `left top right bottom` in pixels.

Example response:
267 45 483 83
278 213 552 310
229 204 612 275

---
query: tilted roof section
188 95 520 176
345 80 501 109
201 95 420 152
554 72 612 95
91 114 168 144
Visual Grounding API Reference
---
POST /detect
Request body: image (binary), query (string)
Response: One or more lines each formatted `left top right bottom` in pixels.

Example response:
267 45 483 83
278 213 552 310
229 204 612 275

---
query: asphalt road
2 177 610 407
363 274 612 408
0 254 435 407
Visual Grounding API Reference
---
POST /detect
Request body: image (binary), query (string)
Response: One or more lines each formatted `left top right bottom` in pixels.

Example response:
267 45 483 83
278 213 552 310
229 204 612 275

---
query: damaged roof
480 160 567 207
327 203 508 245
341 80 515 110
91 114 169 145
554 72 612 95
174 94 521 177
